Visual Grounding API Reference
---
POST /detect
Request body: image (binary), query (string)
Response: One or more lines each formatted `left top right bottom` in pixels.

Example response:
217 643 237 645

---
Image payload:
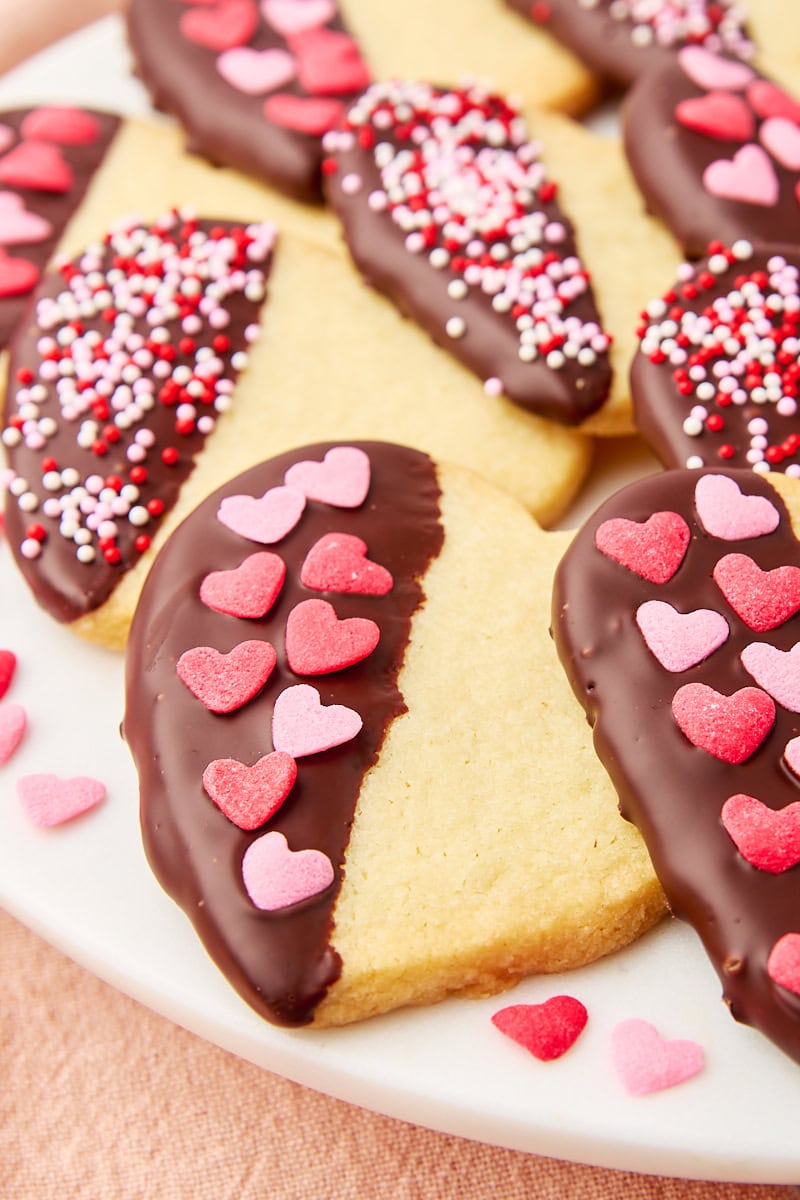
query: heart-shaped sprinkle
0 191 53 245
0 702 26 764
713 554 800 632
300 532 393 595
740 641 800 713
202 751 297 830
0 140 74 193
177 639 277 712
284 445 371 508
199 551 286 618
0 247 39 297
264 93 344 135
0 124 14 154
675 91 755 142
491 996 588 1061
747 80 800 125
272 682 362 757
694 474 780 541
285 598 380 674
19 106 101 146
242 829 334 911
291 27 370 96
611 1018 704 1096
217 46 297 95
0 649 16 699
635 600 728 672
261 0 336 36
721 793 800 874
180 0 259 51
678 45 755 92
217 484 306 544
785 735 800 778
594 511 690 584
17 773 106 827
767 933 800 997
703 144 779 207
760 116 800 171
671 682 775 763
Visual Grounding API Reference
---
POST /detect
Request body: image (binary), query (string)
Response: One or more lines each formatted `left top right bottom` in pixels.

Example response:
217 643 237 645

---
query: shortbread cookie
553 465 800 1068
632 240 800 474
324 81 682 435
123 440 664 1027
623 46 800 259
0 106 121 350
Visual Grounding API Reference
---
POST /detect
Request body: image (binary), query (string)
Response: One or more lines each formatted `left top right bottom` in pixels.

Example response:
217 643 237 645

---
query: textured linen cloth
1 909 798 1200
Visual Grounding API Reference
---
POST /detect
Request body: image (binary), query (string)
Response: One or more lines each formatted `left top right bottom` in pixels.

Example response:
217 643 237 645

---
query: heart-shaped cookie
124 440 663 1028
553 465 800 1068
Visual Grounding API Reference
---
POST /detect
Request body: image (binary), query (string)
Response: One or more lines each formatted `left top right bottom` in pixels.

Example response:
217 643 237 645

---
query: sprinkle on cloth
1 209 275 625
323 80 612 426
491 996 588 1061
633 241 800 474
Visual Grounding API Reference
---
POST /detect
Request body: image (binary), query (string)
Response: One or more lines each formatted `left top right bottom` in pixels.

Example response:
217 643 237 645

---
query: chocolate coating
553 467 800 1067
123 441 443 1026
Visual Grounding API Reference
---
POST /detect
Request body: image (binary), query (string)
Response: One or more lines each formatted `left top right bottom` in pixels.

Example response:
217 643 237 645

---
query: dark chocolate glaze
505 0 753 89
623 57 800 259
0 108 120 350
631 242 800 473
554 466 800 1067
3 217 272 624
126 0 364 202
325 88 611 426
123 440 443 1026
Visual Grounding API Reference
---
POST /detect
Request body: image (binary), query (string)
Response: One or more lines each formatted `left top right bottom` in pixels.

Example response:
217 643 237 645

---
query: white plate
3 16 800 1186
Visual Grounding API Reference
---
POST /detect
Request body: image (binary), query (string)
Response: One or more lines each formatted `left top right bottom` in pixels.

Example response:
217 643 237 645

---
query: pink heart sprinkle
594 511 690 584
284 446 371 508
0 124 14 155
0 247 39 298
747 80 800 125
675 91 755 142
703 144 779 207
261 0 336 36
199 551 286 618
20 106 101 146
713 553 800 632
678 45 755 92
272 683 362 757
203 751 297 830
300 531 393 595
180 0 259 51
217 45 296 95
263 93 345 135
694 474 780 541
491 996 588 1061
177 639 277 712
760 116 800 171
767 933 800 997
0 702 26 764
0 190 53 245
242 829 334 911
740 640 800 713
721 793 800 873
0 139 74 193
611 1018 704 1096
216 484 305 544
0 649 16 699
17 773 106 827
635 600 728 672
785 734 800 778
671 682 775 763
285 598 380 675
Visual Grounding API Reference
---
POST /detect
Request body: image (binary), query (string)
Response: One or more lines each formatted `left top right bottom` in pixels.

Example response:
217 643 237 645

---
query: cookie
126 0 598 202
324 81 681 435
0 106 121 351
631 240 800 475
123 439 664 1027
553 465 800 1068
623 46 800 259
504 0 754 89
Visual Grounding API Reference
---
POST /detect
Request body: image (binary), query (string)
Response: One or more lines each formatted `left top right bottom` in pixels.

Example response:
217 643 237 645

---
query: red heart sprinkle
768 932 800 997
0 139 74 192
177 639 277 712
180 0 259 51
595 511 690 584
285 598 380 675
290 28 371 96
202 751 297 830
713 553 800 632
199 551 286 618
491 996 588 1061
20 106 101 146
671 682 775 763
0 247 39 298
721 793 800 873
300 532 393 595
0 649 16 699
747 80 800 125
264 93 345 135
675 91 755 141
